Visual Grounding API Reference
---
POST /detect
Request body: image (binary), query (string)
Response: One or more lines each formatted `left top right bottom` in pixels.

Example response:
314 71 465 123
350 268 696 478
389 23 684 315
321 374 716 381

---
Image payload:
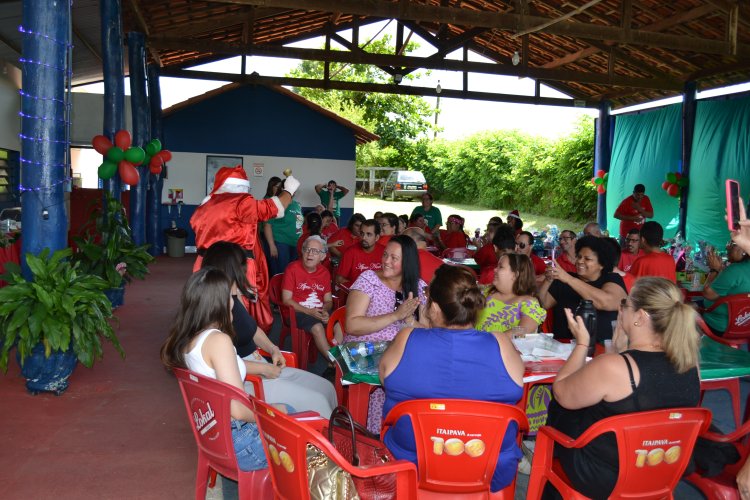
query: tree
288 35 434 152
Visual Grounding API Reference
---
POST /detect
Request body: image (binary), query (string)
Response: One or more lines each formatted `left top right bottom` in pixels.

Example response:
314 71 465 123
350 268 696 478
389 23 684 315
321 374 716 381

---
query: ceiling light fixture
512 51 520 66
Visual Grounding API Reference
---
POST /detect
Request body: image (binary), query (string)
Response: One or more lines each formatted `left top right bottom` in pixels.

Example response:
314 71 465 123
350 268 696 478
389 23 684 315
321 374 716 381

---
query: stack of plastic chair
381 399 529 499
527 408 711 499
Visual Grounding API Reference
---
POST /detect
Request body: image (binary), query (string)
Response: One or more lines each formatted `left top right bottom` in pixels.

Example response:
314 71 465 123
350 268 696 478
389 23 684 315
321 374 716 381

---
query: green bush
358 116 595 222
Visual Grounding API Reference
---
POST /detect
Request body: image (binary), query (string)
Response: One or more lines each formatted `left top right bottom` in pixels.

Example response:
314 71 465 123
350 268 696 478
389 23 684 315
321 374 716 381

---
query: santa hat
201 165 250 205
508 210 521 220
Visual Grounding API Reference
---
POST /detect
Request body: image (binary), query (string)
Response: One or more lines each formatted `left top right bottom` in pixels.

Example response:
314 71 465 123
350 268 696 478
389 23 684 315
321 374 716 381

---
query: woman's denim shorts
231 419 268 471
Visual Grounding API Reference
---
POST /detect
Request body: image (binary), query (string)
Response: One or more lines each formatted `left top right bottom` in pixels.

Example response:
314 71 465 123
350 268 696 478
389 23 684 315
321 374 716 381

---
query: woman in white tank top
161 268 288 471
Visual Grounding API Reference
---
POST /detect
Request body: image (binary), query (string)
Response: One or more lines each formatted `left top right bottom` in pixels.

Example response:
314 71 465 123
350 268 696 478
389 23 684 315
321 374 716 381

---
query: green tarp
606 104 682 238
686 94 750 247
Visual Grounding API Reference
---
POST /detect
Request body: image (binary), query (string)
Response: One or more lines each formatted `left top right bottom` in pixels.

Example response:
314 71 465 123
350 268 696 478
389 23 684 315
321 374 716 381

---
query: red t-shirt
556 252 577 273
615 195 653 237
619 249 644 273
281 260 331 306
328 227 359 255
439 230 469 249
337 244 384 287
322 222 339 240
418 248 445 284
629 251 677 283
529 253 547 276
474 244 498 285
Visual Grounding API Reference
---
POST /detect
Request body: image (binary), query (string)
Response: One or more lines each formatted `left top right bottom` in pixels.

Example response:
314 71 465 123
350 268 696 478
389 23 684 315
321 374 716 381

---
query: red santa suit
191 166 291 331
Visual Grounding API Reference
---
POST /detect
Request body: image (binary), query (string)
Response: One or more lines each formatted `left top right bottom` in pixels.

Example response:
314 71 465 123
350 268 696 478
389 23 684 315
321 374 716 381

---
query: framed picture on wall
206 155 243 195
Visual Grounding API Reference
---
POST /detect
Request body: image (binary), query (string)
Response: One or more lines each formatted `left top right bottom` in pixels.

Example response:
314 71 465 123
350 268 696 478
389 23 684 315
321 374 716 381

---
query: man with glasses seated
282 236 333 360
556 230 578 273
516 231 546 285
618 229 643 273
702 239 750 335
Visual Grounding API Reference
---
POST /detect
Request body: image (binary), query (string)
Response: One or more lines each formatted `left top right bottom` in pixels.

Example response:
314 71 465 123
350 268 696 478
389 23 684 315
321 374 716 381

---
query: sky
75 20 750 141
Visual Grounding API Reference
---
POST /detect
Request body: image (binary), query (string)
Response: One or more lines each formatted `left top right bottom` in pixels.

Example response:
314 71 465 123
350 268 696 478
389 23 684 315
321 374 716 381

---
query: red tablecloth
0 238 21 287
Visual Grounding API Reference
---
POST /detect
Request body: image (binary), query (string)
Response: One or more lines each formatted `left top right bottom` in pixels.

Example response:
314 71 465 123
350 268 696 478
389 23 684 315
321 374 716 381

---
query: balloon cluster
661 172 687 198
590 169 608 194
92 131 172 186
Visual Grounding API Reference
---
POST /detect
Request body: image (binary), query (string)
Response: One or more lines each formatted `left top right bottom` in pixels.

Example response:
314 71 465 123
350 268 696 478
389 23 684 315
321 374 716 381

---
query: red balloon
674 172 682 180
661 181 671 190
92 135 113 155
591 177 597 185
597 185 606 194
118 160 139 186
157 150 172 163
667 184 679 197
114 130 131 150
149 155 164 169
149 165 162 175
596 170 606 178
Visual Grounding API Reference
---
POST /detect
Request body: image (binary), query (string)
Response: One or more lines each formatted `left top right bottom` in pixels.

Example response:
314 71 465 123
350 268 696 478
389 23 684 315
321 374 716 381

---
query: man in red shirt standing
618 228 644 272
614 183 653 241
402 227 445 284
336 219 384 287
282 235 333 358
629 221 676 282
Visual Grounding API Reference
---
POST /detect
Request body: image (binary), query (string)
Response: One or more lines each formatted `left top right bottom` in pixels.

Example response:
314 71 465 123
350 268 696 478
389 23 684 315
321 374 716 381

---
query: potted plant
0 248 124 394
72 194 154 308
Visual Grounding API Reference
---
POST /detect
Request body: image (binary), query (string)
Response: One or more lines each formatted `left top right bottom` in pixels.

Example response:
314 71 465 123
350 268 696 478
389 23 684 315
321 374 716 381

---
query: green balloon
677 177 689 187
124 146 146 165
603 173 609 182
98 160 117 179
144 142 157 156
667 172 677 183
106 146 124 163
594 177 604 185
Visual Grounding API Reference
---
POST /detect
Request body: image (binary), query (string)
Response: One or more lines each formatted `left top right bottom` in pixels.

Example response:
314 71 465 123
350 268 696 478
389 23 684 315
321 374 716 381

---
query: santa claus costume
191 166 298 330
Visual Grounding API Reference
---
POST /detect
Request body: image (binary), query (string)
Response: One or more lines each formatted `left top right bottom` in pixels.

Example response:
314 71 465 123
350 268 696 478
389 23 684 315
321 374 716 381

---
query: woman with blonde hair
475 253 546 334
542 277 700 499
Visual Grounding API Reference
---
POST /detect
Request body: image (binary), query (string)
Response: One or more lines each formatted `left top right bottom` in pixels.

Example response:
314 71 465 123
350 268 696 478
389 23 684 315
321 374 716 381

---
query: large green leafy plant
0 248 124 371
72 194 154 288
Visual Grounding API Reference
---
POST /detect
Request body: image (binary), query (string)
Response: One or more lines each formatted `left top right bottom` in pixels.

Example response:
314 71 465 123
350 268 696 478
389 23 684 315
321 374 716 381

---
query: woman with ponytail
542 277 700 499
379 265 525 493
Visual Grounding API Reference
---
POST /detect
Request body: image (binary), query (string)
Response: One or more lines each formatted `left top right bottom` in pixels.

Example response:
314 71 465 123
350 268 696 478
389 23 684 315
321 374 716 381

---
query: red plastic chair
527 407 712 500
697 315 743 429
332 282 350 311
325 306 348 406
381 399 530 499
269 272 317 370
700 293 750 349
172 368 273 500
685 396 750 499
252 398 418 500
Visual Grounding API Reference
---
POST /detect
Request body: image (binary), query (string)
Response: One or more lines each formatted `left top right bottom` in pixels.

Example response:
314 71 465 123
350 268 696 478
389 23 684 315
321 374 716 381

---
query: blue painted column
127 32 150 245
146 63 164 255
679 82 697 238
594 100 612 231
99 0 123 198
19 0 69 273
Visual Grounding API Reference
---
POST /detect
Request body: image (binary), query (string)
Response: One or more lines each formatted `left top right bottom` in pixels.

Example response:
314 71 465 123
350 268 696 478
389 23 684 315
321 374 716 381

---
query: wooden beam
126 0 162 66
542 46 599 69
158 67 600 107
205 0 748 56
728 2 739 56
72 23 102 62
150 35 683 90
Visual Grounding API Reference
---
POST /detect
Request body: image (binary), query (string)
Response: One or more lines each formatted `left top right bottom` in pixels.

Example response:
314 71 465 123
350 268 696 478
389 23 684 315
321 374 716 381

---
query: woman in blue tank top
380 265 525 492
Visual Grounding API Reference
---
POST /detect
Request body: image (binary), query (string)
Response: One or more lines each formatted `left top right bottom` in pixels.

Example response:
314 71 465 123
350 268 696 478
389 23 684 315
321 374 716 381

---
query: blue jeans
231 419 267 471
268 242 297 277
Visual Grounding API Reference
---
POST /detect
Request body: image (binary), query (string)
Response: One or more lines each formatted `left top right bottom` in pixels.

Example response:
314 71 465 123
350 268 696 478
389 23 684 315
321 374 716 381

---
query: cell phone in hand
726 179 741 231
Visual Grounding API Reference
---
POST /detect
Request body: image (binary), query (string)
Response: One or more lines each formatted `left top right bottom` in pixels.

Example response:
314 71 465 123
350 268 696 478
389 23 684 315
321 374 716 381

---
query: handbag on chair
307 443 360 500
325 406 397 500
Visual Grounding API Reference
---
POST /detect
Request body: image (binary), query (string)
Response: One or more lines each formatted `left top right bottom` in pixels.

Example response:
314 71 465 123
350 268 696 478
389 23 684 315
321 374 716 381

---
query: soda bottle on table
574 299 597 357
348 341 388 358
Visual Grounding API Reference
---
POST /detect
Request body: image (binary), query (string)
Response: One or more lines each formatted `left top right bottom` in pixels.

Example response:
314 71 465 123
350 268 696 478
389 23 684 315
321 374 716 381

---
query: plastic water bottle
575 299 598 357
348 341 388 358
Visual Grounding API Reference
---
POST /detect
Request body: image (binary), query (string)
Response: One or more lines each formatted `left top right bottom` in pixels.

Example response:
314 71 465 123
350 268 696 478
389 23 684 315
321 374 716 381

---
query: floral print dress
475 295 546 333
